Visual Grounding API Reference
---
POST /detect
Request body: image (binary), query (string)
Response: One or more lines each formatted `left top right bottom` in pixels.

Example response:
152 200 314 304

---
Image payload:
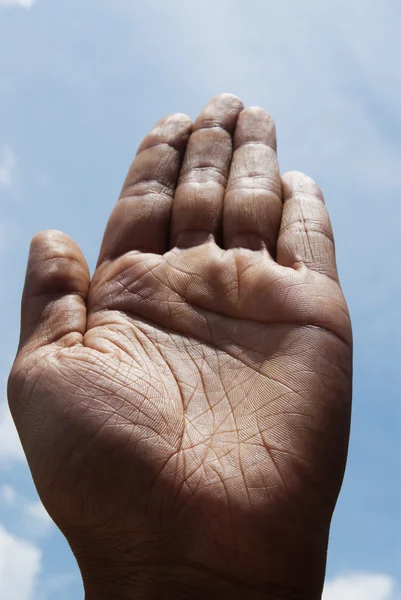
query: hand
8 94 352 599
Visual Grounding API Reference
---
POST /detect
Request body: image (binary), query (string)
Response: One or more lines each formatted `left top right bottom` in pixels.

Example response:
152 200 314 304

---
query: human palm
8 95 352 599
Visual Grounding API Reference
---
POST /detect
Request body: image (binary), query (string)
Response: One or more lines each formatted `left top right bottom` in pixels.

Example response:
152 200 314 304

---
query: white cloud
323 572 399 600
0 483 54 537
0 400 25 466
23 500 54 537
23 500 50 524
0 484 17 506
0 0 35 8
0 524 41 600
0 146 17 188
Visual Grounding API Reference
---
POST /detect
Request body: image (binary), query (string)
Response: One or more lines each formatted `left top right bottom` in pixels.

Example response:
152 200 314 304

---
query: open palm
8 95 352 599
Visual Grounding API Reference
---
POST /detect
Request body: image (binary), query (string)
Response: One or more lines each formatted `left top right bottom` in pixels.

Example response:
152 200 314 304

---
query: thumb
18 230 90 353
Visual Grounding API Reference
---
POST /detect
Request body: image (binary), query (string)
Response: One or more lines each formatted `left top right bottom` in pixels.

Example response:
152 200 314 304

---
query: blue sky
0 1 400 598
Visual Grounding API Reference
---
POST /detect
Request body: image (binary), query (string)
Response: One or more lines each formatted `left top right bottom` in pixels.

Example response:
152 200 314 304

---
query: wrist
82 561 321 600
71 514 325 600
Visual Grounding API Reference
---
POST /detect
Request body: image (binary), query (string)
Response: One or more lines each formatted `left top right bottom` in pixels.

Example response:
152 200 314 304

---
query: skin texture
8 94 352 599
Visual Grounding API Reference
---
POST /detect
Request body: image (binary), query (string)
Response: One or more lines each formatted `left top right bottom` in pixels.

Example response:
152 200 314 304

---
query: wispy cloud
0 486 54 598
23 500 54 538
0 483 54 538
0 146 17 188
0 484 17 506
0 0 35 8
0 524 41 600
323 572 400 600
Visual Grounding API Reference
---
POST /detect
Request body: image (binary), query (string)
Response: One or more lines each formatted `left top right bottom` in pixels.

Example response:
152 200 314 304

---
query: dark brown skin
8 94 352 599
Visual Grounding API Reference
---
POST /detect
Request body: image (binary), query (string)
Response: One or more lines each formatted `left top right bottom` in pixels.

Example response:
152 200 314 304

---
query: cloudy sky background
0 0 400 598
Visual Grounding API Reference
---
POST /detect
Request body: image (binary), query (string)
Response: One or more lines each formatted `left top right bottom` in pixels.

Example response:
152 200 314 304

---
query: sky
0 0 400 598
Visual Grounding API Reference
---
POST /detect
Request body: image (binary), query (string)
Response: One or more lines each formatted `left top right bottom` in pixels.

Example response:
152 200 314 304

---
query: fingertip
234 106 277 150
26 230 90 298
195 94 244 132
212 92 244 107
29 229 82 256
159 112 193 132
278 171 337 281
241 105 275 123
17 230 90 352
137 113 193 154
282 171 324 202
